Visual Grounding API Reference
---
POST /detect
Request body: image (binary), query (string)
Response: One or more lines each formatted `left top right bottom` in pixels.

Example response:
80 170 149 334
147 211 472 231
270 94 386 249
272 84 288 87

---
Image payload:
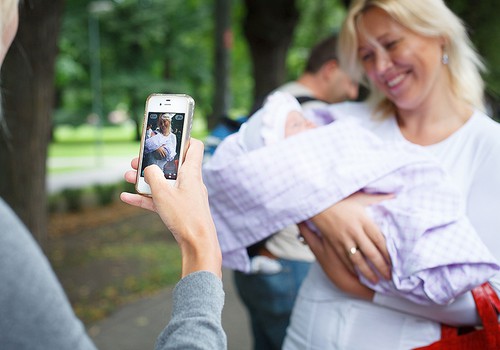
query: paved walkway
47 157 253 349
47 156 132 194
88 269 251 350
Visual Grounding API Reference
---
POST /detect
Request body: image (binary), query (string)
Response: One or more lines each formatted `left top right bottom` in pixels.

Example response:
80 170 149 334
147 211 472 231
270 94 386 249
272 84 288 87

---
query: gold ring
349 246 359 256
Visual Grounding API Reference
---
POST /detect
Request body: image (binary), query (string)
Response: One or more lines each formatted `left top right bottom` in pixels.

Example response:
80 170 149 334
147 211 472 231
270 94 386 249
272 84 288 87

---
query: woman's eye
385 39 400 50
360 52 374 62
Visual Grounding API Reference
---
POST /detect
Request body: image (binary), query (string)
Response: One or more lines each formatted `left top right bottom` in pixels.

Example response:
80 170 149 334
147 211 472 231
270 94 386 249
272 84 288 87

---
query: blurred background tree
0 0 65 246
2 0 499 246
54 0 345 129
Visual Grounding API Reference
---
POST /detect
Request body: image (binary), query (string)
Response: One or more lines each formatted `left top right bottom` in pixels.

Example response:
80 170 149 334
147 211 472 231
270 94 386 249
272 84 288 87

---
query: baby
240 92 317 151
228 91 499 305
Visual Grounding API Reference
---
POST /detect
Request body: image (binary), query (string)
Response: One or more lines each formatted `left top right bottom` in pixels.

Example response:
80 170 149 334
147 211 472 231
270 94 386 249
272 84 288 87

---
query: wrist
179 228 222 279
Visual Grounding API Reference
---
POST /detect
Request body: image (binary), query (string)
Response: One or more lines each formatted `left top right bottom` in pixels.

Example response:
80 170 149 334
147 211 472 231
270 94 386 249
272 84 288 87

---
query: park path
46 156 131 194
88 269 251 350
47 156 252 350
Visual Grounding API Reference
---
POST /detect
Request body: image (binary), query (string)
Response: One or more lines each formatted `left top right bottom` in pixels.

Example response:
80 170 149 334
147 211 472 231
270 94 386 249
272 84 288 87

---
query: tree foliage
55 0 348 126
56 0 214 127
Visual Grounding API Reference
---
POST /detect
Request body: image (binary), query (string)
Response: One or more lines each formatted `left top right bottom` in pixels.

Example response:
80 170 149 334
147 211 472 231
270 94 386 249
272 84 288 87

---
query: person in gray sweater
1 3 226 348
0 139 226 349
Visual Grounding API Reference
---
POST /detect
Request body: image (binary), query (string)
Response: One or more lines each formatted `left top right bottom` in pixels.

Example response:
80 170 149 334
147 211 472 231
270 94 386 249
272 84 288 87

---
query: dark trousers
233 259 311 350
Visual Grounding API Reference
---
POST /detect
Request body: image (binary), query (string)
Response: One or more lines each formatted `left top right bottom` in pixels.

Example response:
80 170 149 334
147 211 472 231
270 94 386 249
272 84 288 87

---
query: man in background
233 34 359 350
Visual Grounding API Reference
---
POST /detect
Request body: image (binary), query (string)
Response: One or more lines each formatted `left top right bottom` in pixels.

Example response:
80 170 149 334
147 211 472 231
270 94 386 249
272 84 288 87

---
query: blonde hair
338 0 486 118
158 114 172 134
0 0 18 134
0 0 18 55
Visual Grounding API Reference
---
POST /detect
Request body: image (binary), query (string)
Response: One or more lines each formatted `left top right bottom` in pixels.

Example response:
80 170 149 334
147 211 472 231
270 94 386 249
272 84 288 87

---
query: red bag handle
415 283 500 349
471 283 499 347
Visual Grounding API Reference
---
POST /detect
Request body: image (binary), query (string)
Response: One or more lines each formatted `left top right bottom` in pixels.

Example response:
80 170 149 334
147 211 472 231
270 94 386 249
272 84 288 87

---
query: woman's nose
374 50 393 73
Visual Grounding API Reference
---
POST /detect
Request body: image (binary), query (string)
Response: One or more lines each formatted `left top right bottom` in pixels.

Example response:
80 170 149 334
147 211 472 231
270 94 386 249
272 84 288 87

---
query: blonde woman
144 113 178 174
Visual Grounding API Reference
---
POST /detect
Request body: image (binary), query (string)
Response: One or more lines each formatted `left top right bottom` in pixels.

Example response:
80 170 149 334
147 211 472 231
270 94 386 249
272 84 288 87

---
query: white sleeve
375 126 500 326
373 292 480 326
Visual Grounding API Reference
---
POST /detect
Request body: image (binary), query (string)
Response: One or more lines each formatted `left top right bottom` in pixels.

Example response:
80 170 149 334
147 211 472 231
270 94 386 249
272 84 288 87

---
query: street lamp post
88 1 113 166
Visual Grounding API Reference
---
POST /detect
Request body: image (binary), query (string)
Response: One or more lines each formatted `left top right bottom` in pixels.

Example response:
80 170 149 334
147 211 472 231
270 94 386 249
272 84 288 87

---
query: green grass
70 243 182 325
49 120 208 161
52 117 208 145
53 123 137 143
48 204 182 326
49 141 140 158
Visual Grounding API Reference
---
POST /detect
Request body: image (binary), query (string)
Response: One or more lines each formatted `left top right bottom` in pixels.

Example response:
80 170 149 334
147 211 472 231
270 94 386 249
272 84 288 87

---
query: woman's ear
439 35 449 50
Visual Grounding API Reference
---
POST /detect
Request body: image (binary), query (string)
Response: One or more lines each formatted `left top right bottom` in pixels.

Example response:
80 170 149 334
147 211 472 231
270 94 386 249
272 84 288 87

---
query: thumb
144 164 167 193
297 222 322 254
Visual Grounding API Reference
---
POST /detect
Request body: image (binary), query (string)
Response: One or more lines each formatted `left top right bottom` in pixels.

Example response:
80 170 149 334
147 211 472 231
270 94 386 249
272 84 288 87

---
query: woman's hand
120 139 222 279
155 146 167 158
299 222 374 300
310 191 393 284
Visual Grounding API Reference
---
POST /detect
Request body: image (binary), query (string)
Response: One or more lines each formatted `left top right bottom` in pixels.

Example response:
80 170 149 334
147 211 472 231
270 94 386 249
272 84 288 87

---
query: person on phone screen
0 2 225 348
144 113 177 174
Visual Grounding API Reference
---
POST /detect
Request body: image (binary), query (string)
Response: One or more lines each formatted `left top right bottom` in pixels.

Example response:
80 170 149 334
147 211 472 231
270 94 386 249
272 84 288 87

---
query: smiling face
158 116 172 135
356 7 447 113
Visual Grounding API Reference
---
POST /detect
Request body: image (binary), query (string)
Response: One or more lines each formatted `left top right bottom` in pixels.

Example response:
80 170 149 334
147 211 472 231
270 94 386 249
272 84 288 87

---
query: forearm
179 228 222 279
155 271 226 350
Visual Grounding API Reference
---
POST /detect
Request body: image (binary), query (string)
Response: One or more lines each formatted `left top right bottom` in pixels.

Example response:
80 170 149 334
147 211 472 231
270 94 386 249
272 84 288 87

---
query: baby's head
284 110 316 138
241 91 316 151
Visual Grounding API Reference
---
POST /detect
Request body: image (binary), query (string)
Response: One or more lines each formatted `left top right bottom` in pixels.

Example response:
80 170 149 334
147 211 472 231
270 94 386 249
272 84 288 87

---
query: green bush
93 183 118 206
48 193 64 213
120 180 136 194
61 188 84 212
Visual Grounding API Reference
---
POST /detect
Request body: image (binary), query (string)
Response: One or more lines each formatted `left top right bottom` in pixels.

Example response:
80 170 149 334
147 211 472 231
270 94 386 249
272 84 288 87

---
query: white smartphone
135 93 194 195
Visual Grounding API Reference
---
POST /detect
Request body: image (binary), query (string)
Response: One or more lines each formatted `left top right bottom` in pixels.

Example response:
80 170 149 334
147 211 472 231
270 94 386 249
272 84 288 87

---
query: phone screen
140 111 186 180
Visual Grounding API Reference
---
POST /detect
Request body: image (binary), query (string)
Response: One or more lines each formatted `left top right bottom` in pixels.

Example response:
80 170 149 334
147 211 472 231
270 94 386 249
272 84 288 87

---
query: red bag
414 283 500 350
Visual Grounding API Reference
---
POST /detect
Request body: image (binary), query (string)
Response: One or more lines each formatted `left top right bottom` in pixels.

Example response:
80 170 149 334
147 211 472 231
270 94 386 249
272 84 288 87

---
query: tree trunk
0 0 65 249
243 0 299 113
209 0 232 129
341 0 351 9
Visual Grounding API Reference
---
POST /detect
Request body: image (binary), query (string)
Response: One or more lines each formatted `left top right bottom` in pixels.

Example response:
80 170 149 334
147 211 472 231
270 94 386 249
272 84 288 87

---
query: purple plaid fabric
203 118 499 305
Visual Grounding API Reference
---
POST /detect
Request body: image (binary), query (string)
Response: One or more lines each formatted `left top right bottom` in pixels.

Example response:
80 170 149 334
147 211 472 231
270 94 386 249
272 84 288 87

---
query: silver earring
442 52 449 65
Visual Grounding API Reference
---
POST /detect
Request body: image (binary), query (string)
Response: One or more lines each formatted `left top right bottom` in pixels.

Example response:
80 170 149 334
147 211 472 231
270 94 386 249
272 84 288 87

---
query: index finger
356 220 391 280
363 218 391 263
130 157 139 171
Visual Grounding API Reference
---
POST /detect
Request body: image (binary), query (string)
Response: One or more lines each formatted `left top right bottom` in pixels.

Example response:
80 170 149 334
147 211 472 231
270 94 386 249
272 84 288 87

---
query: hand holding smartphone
136 94 194 195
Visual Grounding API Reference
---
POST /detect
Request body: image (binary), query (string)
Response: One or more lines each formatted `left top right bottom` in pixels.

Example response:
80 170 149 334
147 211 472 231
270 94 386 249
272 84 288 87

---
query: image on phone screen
140 111 186 180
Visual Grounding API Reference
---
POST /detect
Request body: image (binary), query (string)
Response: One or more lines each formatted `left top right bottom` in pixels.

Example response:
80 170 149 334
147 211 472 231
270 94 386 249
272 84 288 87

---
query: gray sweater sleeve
155 271 227 350
0 199 97 350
